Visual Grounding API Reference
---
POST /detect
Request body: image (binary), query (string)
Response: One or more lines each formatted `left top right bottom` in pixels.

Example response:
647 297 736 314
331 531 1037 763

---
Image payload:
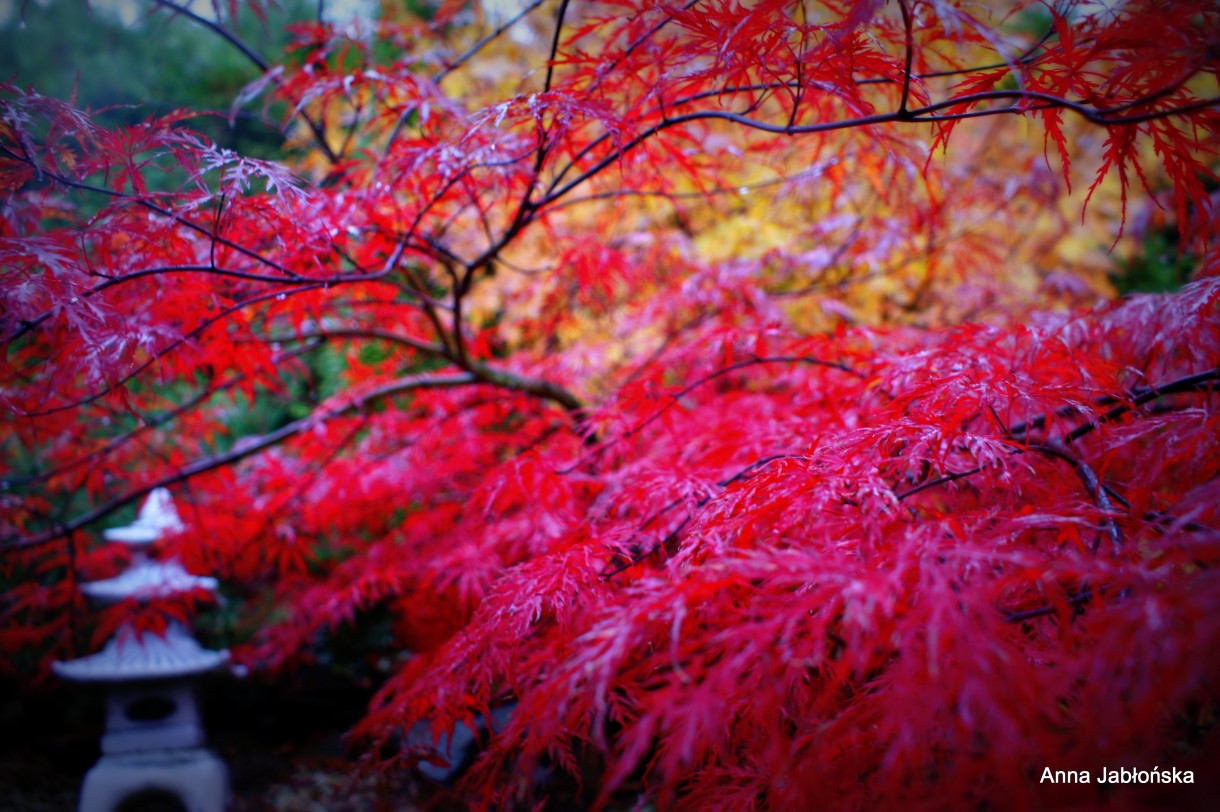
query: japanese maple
2 0 1220 808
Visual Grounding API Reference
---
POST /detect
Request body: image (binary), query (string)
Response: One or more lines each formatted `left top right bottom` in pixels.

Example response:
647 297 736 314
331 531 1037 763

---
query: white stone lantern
54 489 232 812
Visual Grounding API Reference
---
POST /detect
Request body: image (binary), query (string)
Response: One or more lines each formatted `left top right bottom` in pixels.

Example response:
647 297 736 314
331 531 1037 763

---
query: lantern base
77 747 228 812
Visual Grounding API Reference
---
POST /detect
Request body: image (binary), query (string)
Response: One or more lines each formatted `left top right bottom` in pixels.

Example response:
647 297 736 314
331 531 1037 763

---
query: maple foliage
3 0 1220 808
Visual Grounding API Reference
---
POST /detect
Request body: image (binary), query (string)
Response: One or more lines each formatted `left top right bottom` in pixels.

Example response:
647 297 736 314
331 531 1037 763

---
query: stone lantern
53 489 232 812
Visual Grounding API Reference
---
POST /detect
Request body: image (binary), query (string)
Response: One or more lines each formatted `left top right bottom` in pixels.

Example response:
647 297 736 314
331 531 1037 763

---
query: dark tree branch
600 453 799 579
0 343 317 489
1032 442 1123 551
558 355 862 475
4 264 388 345
384 0 548 154
543 0 572 96
262 326 446 359
896 0 915 118
0 372 477 552
1063 367 1220 444
896 466 984 501
149 0 339 164
0 145 297 282
1003 588 1093 623
542 91 1220 205
894 369 1220 513
15 283 329 417
627 355 863 439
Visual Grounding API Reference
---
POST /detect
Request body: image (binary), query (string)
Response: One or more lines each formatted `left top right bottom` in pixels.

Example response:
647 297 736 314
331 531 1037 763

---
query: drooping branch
1063 367 1220 444
1031 442 1123 551
627 355 863 436
0 372 476 552
0 145 298 280
261 324 589 421
1002 587 1093 623
384 0 548 153
0 343 318 489
543 161 839 213
558 355 863 474
600 453 799 579
597 358 1218 584
895 466 984 501
14 282 331 417
0 351 608 553
542 90 1220 205
3 264 388 345
894 368 1220 508
148 0 340 165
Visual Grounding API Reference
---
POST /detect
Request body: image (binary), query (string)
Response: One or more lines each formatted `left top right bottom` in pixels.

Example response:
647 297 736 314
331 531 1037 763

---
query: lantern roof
81 558 219 604
103 488 185 546
52 623 229 683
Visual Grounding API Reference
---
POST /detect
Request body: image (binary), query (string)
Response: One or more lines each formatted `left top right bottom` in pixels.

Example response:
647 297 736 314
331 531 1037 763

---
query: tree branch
542 91 1219 205
542 0 572 96
1032 442 1123 551
263 326 447 360
0 145 297 279
559 356 860 474
0 343 317 489
893 369 1220 511
4 264 387 345
384 0 548 154
149 0 339 164
0 372 477 552
14 283 330 417
896 0 915 118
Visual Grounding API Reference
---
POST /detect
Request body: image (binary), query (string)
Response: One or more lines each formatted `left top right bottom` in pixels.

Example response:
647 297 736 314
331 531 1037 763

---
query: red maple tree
3 0 1219 808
